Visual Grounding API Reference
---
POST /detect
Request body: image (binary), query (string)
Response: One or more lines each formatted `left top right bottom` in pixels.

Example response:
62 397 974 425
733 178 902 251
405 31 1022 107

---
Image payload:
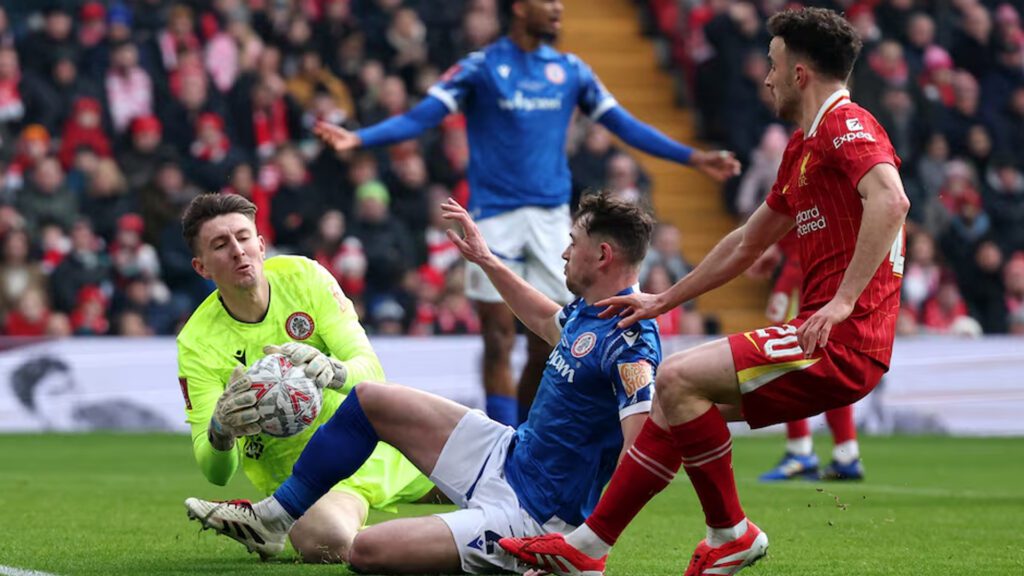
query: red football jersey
765 90 904 367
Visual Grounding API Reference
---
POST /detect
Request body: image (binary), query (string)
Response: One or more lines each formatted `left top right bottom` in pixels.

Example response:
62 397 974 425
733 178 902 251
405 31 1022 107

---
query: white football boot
185 498 288 560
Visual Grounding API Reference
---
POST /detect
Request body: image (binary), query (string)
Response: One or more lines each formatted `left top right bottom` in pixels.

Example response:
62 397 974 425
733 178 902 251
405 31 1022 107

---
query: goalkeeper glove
263 342 348 390
208 366 261 450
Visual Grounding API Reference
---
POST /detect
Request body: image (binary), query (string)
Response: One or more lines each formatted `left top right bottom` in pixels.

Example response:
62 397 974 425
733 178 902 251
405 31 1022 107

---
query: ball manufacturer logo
571 332 597 358
285 312 315 340
545 62 565 84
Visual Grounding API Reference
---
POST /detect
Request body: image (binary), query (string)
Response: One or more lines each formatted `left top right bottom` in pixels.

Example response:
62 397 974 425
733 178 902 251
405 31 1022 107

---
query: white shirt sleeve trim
619 400 652 420
428 86 459 113
589 97 618 121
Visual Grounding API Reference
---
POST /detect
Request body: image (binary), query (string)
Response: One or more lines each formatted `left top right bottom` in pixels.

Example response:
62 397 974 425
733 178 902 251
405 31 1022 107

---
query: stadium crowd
0 0 705 338
643 0 1024 335
1 0 1019 338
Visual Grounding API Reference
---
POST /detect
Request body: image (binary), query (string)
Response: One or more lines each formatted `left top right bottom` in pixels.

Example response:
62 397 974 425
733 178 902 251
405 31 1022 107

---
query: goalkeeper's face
192 213 266 290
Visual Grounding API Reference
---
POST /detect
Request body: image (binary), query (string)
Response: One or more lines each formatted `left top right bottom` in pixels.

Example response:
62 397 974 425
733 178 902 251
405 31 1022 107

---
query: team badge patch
285 312 315 340
571 332 597 358
545 62 565 84
618 360 653 397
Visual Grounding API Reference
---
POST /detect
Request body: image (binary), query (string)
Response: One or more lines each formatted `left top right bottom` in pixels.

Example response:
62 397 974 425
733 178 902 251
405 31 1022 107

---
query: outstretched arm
598 106 741 181
441 199 563 346
314 97 450 151
598 202 794 327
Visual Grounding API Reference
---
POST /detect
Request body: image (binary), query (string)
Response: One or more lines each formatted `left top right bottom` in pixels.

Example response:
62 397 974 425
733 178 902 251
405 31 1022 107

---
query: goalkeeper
176 193 435 563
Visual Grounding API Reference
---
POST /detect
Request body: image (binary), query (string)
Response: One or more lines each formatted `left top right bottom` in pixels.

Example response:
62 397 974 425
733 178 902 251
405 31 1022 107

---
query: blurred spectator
21 51 102 135
81 159 136 242
105 40 154 134
140 161 198 248
58 98 112 170
959 239 1008 333
386 147 432 260
1005 253 1024 314
117 309 154 337
4 287 52 337
904 13 937 78
16 157 78 238
17 6 76 78
735 124 787 217
605 153 650 207
569 123 615 199
641 222 694 288
309 209 367 299
423 186 461 274
109 213 162 286
901 231 943 315
984 156 1024 254
921 276 971 333
223 163 274 243
156 4 200 75
286 49 355 119
940 184 990 279
269 146 317 251
0 229 48 320
3 125 51 195
186 112 243 191
50 219 112 315
237 78 303 160
38 223 71 274
952 3 997 79
642 262 704 336
913 133 950 227
120 115 177 193
352 180 414 300
918 45 956 108
0 46 25 138
112 277 179 335
70 285 110 336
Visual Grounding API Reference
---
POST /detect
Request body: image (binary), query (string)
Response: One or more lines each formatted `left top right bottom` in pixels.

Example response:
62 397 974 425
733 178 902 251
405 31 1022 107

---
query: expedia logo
796 206 827 236
833 131 876 149
498 91 563 112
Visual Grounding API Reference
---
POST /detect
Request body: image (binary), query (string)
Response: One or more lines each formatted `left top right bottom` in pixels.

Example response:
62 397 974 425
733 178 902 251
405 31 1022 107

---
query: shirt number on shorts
889 227 906 276
755 325 803 359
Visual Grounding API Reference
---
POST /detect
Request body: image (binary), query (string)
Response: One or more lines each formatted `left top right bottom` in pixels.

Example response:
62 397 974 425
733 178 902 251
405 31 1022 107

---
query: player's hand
313 120 361 152
796 298 854 357
691 149 742 182
263 342 348 390
441 197 494 266
209 366 261 449
595 291 666 329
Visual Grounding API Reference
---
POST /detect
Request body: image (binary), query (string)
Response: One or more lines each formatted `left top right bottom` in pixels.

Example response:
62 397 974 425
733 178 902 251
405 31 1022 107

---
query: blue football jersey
504 287 661 528
429 37 617 220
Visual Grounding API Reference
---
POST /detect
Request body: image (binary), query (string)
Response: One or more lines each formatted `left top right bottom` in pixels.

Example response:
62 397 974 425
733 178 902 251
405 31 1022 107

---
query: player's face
192 213 266 290
765 37 799 122
562 224 599 296
521 0 564 41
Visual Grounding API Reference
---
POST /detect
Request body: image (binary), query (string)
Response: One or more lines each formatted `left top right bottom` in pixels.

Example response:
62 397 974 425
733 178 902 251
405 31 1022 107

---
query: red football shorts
727 322 886 429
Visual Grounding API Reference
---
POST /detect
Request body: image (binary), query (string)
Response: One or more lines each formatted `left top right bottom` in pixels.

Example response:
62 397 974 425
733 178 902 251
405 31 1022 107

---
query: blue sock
273 390 379 519
486 394 519 427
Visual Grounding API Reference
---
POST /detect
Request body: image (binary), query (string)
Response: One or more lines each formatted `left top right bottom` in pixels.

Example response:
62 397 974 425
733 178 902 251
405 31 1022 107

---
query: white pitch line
736 480 1022 500
0 566 62 576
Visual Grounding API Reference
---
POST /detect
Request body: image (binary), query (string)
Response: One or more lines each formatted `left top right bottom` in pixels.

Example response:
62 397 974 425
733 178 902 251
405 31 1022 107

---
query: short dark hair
181 193 257 255
767 8 862 82
574 192 655 265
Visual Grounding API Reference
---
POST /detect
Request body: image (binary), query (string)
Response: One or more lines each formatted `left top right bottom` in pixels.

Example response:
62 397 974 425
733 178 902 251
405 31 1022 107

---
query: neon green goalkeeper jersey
177 255 433 508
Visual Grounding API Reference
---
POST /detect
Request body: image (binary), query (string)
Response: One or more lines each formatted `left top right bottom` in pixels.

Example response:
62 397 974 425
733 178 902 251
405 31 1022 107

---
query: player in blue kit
185 192 661 573
313 0 737 427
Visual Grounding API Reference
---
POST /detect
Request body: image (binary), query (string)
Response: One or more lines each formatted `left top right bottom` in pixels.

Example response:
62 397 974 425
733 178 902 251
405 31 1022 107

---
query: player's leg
519 205 573 422
187 383 469 559
476 300 519 426
465 210 529 427
758 418 819 481
288 490 368 563
348 515 462 573
820 404 864 480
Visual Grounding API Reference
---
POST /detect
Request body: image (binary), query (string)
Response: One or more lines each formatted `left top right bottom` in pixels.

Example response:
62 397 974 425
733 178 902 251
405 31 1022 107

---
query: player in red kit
752 231 864 482
500 8 909 576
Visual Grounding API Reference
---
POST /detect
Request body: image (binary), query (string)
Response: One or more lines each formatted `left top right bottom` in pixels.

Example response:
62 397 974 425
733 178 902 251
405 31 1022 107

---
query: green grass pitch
1 433 1022 575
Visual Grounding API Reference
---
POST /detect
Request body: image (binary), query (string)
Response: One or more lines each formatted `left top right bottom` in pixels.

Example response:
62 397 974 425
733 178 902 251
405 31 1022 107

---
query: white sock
565 523 612 559
786 435 813 456
833 440 860 464
707 518 748 548
253 496 297 532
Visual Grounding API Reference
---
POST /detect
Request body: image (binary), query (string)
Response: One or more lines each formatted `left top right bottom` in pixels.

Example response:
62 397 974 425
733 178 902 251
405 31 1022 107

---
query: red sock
670 407 745 529
786 418 810 439
825 405 856 444
585 418 682 545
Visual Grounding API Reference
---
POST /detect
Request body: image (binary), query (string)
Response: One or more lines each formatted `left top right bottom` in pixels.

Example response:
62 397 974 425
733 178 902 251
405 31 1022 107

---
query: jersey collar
501 35 560 60
579 284 639 316
806 88 851 139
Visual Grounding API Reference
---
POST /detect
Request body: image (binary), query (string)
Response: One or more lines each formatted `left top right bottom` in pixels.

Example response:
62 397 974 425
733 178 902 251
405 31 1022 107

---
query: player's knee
655 353 701 402
348 531 389 573
290 522 353 564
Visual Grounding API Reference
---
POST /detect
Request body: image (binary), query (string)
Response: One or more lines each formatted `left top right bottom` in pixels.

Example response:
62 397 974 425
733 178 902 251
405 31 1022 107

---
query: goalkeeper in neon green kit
176 193 435 563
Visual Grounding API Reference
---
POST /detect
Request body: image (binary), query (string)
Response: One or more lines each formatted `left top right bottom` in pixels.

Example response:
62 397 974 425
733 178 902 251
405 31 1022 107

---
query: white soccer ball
246 353 322 438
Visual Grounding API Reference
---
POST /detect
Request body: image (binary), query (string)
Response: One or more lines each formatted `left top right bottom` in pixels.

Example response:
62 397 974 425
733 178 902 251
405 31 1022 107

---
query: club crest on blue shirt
545 62 566 84
285 312 315 340
571 332 597 358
